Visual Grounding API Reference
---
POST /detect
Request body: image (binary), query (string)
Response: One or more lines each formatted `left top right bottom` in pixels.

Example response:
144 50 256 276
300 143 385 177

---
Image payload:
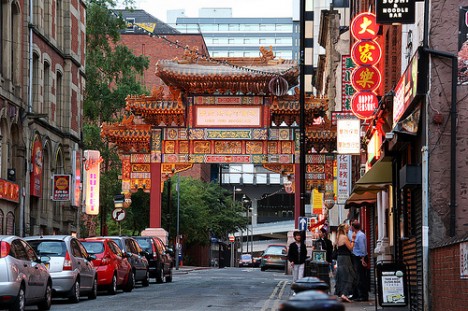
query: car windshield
82 242 104 254
28 240 66 257
135 239 152 252
265 246 286 255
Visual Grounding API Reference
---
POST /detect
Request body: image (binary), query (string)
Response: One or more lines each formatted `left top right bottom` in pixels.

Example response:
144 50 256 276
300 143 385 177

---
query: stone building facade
0 0 86 236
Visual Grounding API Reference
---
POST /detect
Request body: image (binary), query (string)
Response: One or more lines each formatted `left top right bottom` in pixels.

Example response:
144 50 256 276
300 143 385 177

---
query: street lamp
242 195 252 253
232 186 242 207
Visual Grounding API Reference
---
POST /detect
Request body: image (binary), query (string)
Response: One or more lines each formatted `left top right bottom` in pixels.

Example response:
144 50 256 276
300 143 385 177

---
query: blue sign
298 217 308 231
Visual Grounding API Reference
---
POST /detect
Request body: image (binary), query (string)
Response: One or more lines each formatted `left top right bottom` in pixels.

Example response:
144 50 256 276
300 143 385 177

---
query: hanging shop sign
351 12 380 41
351 66 382 91
458 7 468 85
30 134 43 198
341 56 356 111
351 41 382 66
337 118 361 154
52 174 71 202
337 155 351 204
376 0 415 25
350 12 382 121
351 92 379 120
84 150 101 215
393 48 425 128
367 131 382 164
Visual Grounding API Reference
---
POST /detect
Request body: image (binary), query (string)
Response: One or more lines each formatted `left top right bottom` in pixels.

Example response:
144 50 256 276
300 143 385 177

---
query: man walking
349 221 368 301
316 227 333 264
288 231 308 283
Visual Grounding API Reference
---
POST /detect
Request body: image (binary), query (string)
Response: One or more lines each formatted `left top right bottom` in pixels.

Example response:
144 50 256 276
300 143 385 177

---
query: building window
44 0 51 37
56 0 63 49
228 38 235 45
6 212 14 235
32 53 40 113
243 38 250 44
126 18 135 32
11 1 20 85
0 1 3 75
56 72 63 127
0 210 3 234
43 62 50 115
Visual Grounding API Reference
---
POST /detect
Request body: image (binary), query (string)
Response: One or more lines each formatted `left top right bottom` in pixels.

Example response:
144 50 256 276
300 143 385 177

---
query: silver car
25 235 97 303
0 235 52 311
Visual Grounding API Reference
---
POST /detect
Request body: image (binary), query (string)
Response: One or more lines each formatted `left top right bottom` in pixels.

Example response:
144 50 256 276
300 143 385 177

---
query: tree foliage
162 176 247 247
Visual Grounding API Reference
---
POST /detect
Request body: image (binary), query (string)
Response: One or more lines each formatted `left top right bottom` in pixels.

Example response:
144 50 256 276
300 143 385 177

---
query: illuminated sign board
376 0 415 25
52 175 71 201
84 150 101 215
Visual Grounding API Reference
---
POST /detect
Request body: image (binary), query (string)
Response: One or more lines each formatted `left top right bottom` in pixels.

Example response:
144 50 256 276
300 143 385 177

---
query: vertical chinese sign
350 12 382 120
84 150 101 215
342 56 356 111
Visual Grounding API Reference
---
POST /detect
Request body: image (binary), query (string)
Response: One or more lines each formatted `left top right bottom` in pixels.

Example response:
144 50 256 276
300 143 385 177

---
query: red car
81 238 134 294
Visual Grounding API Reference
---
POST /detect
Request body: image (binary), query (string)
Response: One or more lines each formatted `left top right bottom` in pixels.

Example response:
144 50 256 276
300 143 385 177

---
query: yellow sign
311 188 323 215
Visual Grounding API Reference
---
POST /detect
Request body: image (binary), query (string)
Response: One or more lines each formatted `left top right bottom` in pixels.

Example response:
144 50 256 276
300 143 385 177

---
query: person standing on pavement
349 221 369 301
288 231 308 283
316 227 334 264
335 223 356 303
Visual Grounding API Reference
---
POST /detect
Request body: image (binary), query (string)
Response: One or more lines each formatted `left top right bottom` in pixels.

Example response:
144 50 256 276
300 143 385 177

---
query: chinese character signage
337 119 361 154
52 175 71 201
30 134 43 198
0 179 20 203
84 150 101 215
342 56 356 111
376 0 415 25
337 155 351 204
350 12 382 120
72 150 82 207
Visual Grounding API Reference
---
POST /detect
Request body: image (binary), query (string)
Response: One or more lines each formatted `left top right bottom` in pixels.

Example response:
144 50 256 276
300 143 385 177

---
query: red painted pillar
294 163 301 229
150 162 162 228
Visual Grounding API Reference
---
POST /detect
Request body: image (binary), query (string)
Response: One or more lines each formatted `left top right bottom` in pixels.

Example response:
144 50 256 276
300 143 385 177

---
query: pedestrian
334 223 356 303
316 227 333 264
349 221 369 301
287 231 308 284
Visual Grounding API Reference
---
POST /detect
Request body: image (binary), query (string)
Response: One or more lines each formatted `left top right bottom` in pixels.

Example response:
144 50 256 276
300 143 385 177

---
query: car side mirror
87 254 97 261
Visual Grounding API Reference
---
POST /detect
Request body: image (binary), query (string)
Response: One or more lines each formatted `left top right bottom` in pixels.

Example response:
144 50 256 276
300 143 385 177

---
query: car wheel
141 270 150 287
37 280 52 310
165 270 173 283
123 271 135 292
9 285 25 311
156 265 164 283
68 279 80 303
108 274 118 295
88 278 97 300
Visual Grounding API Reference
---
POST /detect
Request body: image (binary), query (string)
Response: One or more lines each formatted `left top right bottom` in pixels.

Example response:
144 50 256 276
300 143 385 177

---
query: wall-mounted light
7 168 16 181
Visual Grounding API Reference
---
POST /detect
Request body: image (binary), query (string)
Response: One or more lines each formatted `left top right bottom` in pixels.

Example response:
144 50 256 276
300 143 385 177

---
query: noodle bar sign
350 12 382 120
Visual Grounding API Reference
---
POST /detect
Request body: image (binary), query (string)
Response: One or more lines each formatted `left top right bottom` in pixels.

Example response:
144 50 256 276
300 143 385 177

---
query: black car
133 236 173 283
102 236 150 287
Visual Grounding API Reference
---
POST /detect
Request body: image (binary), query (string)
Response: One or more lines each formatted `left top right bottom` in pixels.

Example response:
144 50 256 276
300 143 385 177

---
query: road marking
261 280 289 311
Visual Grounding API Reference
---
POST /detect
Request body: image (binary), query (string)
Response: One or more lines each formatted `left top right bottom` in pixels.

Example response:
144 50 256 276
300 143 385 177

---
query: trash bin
291 277 329 294
279 290 345 311
306 260 330 289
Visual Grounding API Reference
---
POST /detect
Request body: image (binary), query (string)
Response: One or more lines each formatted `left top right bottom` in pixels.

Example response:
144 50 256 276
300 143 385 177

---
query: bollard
291 276 329 294
279 290 345 311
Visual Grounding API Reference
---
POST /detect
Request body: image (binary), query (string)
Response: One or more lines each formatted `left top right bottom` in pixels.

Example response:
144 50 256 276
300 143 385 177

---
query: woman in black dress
334 223 356 302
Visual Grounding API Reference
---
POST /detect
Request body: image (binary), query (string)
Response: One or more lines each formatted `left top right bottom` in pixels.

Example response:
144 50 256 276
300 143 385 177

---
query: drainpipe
422 1 458 310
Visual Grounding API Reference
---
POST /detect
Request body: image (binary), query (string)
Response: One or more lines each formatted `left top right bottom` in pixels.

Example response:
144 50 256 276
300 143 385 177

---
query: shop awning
345 157 392 208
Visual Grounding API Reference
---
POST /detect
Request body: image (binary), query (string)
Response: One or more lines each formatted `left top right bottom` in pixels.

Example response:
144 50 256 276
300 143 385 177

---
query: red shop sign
351 40 382 66
351 66 382 92
351 91 379 120
351 12 379 41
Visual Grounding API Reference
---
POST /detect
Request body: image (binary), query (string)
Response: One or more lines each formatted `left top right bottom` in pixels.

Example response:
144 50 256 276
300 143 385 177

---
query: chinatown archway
101 49 336 233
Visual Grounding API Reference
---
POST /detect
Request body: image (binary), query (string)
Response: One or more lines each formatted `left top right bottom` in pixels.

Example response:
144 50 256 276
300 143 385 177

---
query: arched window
32 53 40 112
0 210 4 234
56 71 63 127
43 61 50 115
6 211 14 235
11 0 20 86
56 0 63 49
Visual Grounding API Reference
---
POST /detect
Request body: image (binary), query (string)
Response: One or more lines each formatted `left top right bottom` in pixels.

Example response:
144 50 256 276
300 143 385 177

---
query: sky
128 0 294 22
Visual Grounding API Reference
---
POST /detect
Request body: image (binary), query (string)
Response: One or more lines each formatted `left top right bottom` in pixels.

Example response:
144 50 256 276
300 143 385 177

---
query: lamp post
232 186 242 207
175 173 181 270
242 195 252 254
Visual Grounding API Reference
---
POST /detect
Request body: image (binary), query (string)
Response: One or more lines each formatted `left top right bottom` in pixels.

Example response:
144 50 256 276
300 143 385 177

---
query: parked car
252 256 262 267
132 236 173 283
25 235 97 302
81 238 134 294
102 236 150 286
260 244 287 271
238 254 253 267
0 235 53 310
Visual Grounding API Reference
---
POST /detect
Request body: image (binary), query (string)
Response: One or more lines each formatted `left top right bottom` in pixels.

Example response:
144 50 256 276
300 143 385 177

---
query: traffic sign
112 208 126 222
228 235 235 242
298 217 308 231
